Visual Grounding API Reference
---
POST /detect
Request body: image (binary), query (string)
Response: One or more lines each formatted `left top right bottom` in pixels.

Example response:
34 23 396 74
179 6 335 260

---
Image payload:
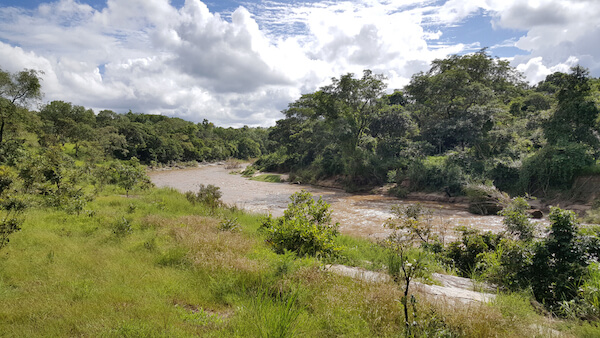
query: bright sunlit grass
0 186 590 336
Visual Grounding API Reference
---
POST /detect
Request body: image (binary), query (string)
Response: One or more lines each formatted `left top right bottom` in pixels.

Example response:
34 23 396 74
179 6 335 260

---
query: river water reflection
149 164 548 240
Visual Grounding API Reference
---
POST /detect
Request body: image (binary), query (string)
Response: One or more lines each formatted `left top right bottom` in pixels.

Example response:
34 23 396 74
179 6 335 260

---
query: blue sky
0 0 598 127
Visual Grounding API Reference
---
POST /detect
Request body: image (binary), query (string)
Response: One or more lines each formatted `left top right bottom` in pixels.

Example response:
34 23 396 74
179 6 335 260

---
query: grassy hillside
1 185 598 337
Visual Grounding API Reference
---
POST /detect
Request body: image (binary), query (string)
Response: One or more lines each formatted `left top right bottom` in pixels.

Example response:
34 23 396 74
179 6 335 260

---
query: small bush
260 190 340 257
499 197 535 241
218 217 240 232
112 217 132 237
185 184 223 210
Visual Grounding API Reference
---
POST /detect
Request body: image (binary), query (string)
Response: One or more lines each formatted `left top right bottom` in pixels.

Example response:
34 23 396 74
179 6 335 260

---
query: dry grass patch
163 215 265 274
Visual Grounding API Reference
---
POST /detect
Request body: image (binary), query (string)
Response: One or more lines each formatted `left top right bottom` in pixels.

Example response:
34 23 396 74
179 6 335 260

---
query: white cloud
489 0 600 82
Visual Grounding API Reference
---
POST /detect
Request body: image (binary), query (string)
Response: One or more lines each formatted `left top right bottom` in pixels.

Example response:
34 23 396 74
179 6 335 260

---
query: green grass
249 174 282 183
0 186 594 337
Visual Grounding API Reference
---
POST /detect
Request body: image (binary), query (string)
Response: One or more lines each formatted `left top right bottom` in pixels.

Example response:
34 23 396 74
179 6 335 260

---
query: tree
405 49 525 153
265 70 388 184
0 68 42 144
110 158 151 196
543 66 600 150
39 101 96 156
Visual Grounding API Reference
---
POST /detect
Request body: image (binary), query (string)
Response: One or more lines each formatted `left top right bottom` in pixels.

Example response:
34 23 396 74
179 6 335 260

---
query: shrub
185 184 223 211
531 207 588 309
404 156 466 195
499 197 535 241
112 217 132 237
519 143 595 194
260 190 340 257
109 158 153 196
444 226 503 276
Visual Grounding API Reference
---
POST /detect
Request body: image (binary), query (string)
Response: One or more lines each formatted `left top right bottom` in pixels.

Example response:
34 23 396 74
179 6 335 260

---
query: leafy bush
260 190 340 257
109 158 153 196
499 197 535 241
404 156 466 195
477 238 533 290
185 184 223 211
464 182 510 215
531 208 589 308
519 143 595 194
444 226 503 276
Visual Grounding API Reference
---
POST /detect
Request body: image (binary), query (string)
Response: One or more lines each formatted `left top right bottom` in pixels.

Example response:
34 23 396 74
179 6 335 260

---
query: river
149 164 547 241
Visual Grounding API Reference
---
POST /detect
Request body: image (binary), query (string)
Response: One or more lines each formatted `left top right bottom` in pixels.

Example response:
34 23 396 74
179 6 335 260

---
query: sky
0 0 599 127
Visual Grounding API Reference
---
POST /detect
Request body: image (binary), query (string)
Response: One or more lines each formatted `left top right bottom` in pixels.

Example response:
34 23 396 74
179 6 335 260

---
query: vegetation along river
149 164 549 241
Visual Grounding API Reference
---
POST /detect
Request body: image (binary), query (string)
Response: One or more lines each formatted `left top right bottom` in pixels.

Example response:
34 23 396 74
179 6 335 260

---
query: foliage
109 158 152 196
404 156 466 195
444 226 503 276
464 182 510 215
499 197 535 241
185 184 223 211
530 208 590 309
520 142 595 193
405 49 524 153
544 66 600 149
260 190 340 257
477 238 533 290
0 68 42 144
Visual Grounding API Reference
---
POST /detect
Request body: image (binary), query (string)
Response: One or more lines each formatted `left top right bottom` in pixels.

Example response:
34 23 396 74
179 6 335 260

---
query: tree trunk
0 118 5 144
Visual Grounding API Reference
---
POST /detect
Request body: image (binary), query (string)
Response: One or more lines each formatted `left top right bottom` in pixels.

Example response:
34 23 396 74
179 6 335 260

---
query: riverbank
149 164 554 241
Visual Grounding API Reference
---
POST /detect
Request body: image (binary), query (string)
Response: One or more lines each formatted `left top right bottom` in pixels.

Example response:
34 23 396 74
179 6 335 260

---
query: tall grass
1 186 595 336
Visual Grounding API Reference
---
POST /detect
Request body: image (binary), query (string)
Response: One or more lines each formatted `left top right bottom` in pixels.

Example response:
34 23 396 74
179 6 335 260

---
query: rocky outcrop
528 209 544 219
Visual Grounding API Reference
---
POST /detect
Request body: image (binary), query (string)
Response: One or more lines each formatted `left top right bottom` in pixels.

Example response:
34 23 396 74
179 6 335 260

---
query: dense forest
1 70 270 167
255 50 600 196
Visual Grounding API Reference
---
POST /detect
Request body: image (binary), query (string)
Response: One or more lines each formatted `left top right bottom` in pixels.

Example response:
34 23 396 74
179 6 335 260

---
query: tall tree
543 66 600 149
405 49 525 153
0 68 42 144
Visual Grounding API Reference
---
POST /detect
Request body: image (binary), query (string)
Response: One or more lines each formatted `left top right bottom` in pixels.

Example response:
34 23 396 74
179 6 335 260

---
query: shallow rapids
149 164 548 240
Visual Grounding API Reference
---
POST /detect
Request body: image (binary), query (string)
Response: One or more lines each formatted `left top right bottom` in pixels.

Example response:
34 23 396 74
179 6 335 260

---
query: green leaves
260 190 340 257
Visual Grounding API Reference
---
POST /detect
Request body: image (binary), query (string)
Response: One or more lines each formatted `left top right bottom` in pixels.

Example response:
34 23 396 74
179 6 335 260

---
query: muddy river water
149 164 548 240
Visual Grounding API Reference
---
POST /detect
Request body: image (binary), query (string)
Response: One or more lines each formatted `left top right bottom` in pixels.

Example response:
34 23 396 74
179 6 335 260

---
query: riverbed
149 164 547 240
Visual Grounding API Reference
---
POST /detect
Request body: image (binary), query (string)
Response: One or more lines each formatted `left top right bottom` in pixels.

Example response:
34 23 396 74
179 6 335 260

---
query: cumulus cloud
489 0 600 83
0 0 598 126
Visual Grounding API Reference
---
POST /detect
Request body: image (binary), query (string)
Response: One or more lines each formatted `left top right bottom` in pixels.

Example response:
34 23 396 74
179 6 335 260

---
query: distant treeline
254 49 600 195
0 72 270 165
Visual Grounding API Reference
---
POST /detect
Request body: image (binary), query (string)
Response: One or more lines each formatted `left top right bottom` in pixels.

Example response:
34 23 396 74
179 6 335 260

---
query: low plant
260 190 341 257
240 287 303 338
241 166 257 177
112 216 132 237
218 217 240 232
185 184 223 211
499 197 535 241
250 174 282 183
